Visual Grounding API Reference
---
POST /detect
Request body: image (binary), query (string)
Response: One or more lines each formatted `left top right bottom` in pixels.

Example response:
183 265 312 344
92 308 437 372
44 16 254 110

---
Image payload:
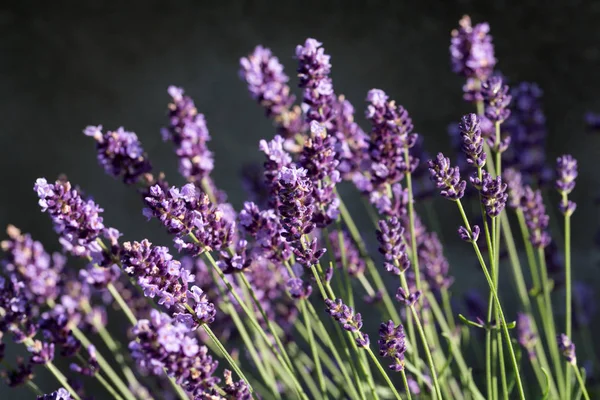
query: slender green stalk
200 252 306 398
300 299 325 399
401 370 413 400
403 148 423 294
203 324 254 394
426 292 486 400
363 343 402 400
107 282 138 325
95 371 125 400
336 190 401 323
456 200 525 400
71 326 138 400
45 360 82 400
26 380 43 396
441 288 456 332
167 373 190 400
500 212 559 398
573 365 591 400
563 192 573 400
538 247 565 394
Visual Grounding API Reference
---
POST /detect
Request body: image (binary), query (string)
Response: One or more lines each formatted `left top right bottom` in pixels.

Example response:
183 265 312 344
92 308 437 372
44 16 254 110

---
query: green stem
573 365 591 400
564 199 573 400
300 299 326 399
26 380 43 396
456 200 526 400
363 345 403 400
167 373 190 400
336 190 402 323
71 326 138 400
45 360 82 400
107 282 138 325
401 369 413 400
538 247 566 394
95 371 125 400
203 324 254 395
441 288 456 332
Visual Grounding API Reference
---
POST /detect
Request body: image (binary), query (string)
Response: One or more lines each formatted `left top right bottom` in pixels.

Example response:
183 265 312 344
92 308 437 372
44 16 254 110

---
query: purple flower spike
396 287 422 307
121 240 193 312
276 165 315 241
520 187 551 249
239 45 303 138
325 298 364 333
459 225 480 242
1 225 66 304
503 168 525 209
299 121 341 227
428 153 466 200
459 113 486 168
296 38 336 126
557 333 577 365
37 388 72 400
34 178 105 258
143 183 234 253
482 76 512 124
162 86 214 185
376 218 410 275
84 125 152 185
129 310 219 395
421 232 453 291
555 154 578 196
378 320 407 371
217 239 252 274
366 89 419 190
471 171 508 217
517 313 537 360
450 15 496 81
585 112 600 131
286 278 312 299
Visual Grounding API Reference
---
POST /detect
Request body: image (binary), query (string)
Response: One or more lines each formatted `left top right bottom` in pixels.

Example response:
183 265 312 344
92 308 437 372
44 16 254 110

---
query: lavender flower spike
482 76 512 124
520 186 551 249
459 113 487 168
428 153 467 200
239 45 303 138
34 178 104 258
378 320 407 371
556 154 578 216
162 86 214 184
450 15 496 81
471 171 508 217
37 388 72 400
296 38 335 126
517 313 537 360
376 217 410 275
557 333 577 365
83 125 152 185
325 298 369 347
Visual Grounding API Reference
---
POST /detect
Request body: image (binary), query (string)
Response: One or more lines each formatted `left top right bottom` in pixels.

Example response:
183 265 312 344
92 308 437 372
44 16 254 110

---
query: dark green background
1 0 599 397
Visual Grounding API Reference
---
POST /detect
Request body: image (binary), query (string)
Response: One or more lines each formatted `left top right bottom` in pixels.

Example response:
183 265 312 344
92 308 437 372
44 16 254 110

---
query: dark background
1 0 600 397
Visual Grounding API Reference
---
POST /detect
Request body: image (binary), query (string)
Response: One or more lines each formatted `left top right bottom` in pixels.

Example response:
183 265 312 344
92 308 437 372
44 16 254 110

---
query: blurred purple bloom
378 320 407 371
517 313 537 360
84 125 152 185
37 388 72 400
450 15 496 81
240 45 303 138
557 333 577 365
162 86 214 184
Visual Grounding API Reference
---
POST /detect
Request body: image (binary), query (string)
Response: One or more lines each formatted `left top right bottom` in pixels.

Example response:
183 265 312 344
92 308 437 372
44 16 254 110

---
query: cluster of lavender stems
1 14 596 400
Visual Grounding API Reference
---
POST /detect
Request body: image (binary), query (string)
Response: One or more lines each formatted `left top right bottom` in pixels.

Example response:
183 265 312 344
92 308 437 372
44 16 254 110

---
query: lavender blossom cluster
1 14 596 400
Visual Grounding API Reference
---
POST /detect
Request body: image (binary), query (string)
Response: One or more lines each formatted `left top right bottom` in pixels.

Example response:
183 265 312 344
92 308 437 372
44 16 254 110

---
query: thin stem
398 273 442 400
564 196 573 400
26 380 43 396
573 365 591 400
107 282 138 325
404 148 423 294
401 370 413 400
203 324 254 395
441 288 456 332
96 371 125 400
336 190 402 323
363 345 402 400
456 200 526 400
71 326 138 400
45 361 82 400
538 247 566 394
167 373 190 400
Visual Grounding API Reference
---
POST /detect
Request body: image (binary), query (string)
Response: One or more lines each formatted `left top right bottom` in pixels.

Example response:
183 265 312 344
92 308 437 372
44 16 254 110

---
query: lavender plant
1 14 595 400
